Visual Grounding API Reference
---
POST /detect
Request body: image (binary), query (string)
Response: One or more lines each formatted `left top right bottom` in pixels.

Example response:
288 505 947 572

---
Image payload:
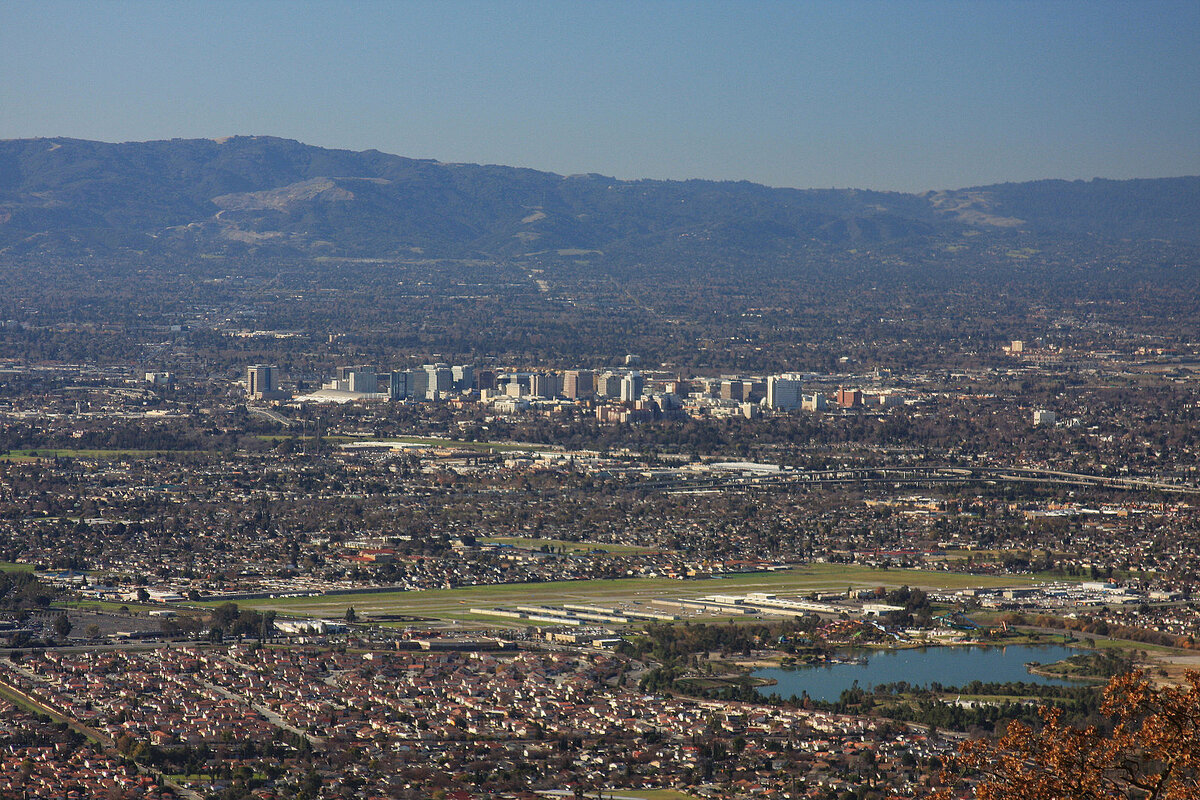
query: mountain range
1 136 1198 261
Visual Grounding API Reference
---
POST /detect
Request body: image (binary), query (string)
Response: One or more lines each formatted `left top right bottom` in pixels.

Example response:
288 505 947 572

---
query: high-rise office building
475 368 497 391
620 372 644 402
766 377 804 410
597 371 623 398
247 365 276 399
387 371 409 400
424 364 453 399
802 393 828 412
562 370 594 399
530 372 559 399
407 368 430 400
347 370 376 394
451 365 475 391
836 388 863 409
337 365 375 382
720 379 745 402
1034 409 1056 426
494 373 526 397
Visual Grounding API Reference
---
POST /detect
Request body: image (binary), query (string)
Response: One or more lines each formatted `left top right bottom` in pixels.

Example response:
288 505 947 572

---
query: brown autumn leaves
925 669 1199 800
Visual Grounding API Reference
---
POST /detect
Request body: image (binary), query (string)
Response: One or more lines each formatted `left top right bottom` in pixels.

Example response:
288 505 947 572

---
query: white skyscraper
424 364 453 399
620 372 644 402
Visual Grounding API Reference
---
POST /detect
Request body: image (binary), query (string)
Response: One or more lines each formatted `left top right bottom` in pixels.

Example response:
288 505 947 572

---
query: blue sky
2 1 1197 191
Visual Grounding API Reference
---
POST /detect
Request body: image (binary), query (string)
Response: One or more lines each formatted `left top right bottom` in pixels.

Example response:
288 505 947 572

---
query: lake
754 644 1085 702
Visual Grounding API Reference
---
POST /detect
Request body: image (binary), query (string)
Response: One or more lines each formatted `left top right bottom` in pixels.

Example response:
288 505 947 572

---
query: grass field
1085 636 1183 656
1 448 179 461
373 436 555 453
215 564 1034 623
0 682 48 717
481 537 666 555
0 679 111 747
62 599 161 614
257 434 553 453
0 561 33 573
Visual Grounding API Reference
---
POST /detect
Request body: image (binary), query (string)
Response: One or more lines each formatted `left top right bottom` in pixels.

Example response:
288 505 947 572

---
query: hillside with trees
1 137 1197 264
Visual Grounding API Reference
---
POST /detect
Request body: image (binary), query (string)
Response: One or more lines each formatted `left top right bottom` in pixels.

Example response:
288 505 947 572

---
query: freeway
247 405 296 427
633 464 1200 495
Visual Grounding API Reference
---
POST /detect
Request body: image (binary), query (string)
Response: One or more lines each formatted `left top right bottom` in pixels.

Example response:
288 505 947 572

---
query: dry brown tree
929 669 1199 800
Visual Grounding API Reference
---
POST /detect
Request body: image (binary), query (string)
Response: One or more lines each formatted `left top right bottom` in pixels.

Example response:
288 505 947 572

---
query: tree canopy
936 670 1199 800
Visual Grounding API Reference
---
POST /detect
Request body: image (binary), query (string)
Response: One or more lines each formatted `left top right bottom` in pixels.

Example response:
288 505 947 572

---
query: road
247 406 295 427
632 463 1200 496
195 673 324 747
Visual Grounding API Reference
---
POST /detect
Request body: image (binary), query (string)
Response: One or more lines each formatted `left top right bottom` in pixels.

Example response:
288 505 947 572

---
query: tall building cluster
247 360 906 420
323 363 476 401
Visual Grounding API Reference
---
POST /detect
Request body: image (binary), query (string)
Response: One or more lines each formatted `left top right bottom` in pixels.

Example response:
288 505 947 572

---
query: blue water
754 644 1084 703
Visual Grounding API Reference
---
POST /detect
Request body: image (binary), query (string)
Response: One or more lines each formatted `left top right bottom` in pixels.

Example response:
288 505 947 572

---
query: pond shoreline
752 643 1088 703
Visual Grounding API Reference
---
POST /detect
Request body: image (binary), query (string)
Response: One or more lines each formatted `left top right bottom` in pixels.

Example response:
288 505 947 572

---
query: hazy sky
2 1 1197 191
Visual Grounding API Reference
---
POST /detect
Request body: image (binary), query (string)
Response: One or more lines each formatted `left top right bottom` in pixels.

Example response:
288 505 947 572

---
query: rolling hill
2 136 1196 262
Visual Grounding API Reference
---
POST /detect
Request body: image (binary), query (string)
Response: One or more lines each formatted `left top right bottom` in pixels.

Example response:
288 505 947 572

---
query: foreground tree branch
926 669 1199 800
